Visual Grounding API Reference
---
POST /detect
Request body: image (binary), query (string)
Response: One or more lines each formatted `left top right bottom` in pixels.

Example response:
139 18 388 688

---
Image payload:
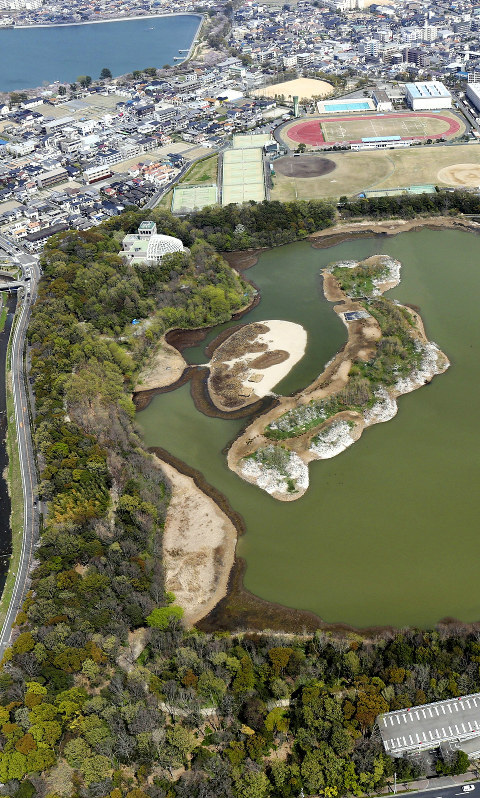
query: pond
137 229 480 629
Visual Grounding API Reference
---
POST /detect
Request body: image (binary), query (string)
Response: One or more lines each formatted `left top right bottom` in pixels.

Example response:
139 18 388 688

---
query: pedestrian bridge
0 281 25 291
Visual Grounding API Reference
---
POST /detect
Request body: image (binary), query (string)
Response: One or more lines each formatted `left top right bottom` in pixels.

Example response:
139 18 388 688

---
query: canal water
0 15 201 91
137 229 480 629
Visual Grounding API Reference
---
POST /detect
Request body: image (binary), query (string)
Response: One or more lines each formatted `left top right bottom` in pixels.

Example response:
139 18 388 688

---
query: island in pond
227 254 449 501
208 319 307 410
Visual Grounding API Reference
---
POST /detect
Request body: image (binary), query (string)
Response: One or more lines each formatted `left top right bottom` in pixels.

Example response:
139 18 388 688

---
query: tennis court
172 184 218 213
222 147 266 205
232 133 272 149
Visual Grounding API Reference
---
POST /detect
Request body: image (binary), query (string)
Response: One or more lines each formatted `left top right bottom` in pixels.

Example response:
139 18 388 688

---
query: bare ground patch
249 350 289 368
437 163 480 186
274 155 336 178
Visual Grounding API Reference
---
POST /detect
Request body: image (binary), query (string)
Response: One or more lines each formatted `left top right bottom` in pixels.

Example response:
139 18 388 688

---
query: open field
281 111 464 148
270 143 480 200
253 77 334 101
180 154 218 185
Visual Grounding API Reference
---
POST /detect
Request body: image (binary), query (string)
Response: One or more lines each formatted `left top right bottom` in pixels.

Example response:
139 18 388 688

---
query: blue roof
405 81 451 99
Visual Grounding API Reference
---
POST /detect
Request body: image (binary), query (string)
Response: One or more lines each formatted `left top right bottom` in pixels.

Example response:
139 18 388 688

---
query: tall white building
362 39 381 57
466 82 480 112
423 23 438 41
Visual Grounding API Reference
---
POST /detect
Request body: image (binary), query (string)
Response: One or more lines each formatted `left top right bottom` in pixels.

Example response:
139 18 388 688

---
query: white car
462 786 475 793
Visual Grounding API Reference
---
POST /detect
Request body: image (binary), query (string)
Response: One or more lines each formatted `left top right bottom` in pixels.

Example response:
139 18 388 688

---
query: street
0 235 40 656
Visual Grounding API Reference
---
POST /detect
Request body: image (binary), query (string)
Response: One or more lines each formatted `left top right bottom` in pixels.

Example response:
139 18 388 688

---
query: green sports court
222 147 266 205
171 184 218 213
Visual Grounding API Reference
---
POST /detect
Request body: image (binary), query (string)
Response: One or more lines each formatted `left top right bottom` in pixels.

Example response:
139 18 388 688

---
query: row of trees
340 188 480 220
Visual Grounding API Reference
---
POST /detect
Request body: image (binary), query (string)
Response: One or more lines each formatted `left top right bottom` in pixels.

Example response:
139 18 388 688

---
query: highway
0 234 40 657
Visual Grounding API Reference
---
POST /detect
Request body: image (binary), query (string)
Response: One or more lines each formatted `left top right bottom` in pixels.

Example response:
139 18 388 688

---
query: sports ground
281 111 464 148
269 143 480 201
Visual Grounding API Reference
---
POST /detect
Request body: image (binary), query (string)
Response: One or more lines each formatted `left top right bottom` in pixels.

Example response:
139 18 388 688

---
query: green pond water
137 229 480 629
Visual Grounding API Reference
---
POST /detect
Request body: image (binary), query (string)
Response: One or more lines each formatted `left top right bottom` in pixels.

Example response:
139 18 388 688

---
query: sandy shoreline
228 255 449 501
134 337 186 392
208 320 307 411
309 215 480 247
157 457 236 626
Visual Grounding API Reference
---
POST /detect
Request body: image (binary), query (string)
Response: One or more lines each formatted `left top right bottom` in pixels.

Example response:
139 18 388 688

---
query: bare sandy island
158 458 236 626
208 320 307 410
228 255 449 502
134 338 186 392
254 78 334 101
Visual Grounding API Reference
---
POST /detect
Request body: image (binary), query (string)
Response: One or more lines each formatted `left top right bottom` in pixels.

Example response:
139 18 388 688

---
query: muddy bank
223 250 262 271
150 446 247 536
165 287 261 354
196 556 403 637
308 215 480 249
134 362 277 418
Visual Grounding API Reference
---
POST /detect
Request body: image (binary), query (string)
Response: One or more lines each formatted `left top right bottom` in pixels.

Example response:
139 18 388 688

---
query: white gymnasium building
404 81 452 110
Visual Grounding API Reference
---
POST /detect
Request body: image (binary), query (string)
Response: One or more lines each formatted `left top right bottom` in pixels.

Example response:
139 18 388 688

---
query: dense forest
0 201 479 797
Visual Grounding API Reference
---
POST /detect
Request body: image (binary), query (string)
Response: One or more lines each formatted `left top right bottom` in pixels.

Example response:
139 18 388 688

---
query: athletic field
270 143 480 201
281 111 464 148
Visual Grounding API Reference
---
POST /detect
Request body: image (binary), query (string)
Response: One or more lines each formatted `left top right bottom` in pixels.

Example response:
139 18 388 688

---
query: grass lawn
180 155 218 185
157 190 173 210
0 294 7 334
270 143 480 200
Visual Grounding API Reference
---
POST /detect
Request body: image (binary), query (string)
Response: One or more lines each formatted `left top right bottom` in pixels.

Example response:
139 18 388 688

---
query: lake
0 15 201 91
137 229 480 629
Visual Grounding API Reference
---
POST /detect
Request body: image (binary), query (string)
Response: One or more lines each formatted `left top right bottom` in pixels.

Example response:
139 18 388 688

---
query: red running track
286 113 461 146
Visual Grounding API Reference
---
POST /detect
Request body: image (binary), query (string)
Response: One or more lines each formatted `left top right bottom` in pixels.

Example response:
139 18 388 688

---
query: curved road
0 240 39 657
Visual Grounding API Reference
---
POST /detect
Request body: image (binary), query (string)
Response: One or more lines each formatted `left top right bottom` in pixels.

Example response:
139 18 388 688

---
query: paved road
395 779 480 798
0 237 40 657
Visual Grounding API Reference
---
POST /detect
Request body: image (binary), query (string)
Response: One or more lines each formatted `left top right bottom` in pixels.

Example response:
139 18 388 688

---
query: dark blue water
0 15 201 91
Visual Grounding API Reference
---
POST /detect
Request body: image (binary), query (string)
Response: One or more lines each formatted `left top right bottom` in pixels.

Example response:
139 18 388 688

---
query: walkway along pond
136 229 480 630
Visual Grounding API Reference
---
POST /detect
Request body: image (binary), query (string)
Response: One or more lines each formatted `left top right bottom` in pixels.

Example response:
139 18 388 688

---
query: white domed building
121 221 186 266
